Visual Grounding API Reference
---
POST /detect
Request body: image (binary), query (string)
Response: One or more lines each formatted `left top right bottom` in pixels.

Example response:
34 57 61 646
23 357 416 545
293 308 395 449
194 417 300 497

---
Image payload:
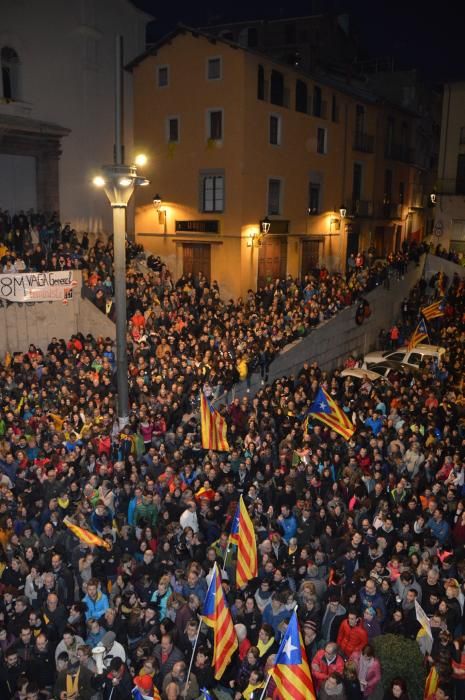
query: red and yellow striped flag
200 393 230 451
307 387 355 440
63 518 111 550
202 563 238 679
236 496 258 589
421 299 445 321
273 611 316 700
424 665 439 699
407 318 429 351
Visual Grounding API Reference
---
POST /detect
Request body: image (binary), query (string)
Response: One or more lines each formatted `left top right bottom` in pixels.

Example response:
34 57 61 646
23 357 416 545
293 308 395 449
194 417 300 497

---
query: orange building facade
130 28 430 299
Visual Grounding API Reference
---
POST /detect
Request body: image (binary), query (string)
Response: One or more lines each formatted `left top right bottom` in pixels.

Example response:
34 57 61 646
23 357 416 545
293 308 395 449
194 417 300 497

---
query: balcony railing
377 202 403 219
353 132 374 153
344 199 374 217
385 142 415 163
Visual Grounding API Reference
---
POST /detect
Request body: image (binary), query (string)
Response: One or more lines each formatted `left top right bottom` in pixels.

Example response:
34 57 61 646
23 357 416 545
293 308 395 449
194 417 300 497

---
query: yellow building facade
130 27 429 299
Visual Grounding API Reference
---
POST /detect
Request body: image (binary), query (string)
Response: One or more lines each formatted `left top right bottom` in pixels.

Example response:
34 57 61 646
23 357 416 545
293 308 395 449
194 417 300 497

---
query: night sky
132 0 462 82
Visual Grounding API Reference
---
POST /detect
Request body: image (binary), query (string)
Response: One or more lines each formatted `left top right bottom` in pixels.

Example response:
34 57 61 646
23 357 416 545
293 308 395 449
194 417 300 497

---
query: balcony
353 132 374 153
344 199 374 217
385 142 415 164
377 202 403 219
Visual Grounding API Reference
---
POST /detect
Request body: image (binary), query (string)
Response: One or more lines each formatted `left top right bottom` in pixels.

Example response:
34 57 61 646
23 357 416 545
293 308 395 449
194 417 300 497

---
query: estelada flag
200 392 229 451
407 318 429 351
63 518 111 551
421 299 445 321
271 610 316 700
236 496 258 589
307 387 355 440
202 563 238 679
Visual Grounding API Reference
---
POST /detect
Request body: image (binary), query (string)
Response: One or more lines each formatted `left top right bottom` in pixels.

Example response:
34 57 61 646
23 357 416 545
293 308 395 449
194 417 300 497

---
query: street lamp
339 205 347 219
152 194 167 232
261 216 271 234
92 36 150 427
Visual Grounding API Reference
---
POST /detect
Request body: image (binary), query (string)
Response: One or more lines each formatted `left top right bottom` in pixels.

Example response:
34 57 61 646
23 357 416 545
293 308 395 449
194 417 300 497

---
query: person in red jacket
336 611 368 658
311 642 345 691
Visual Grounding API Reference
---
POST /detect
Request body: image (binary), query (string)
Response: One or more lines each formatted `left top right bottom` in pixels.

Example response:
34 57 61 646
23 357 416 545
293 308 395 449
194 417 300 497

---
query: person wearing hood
321 596 346 643
361 608 381 640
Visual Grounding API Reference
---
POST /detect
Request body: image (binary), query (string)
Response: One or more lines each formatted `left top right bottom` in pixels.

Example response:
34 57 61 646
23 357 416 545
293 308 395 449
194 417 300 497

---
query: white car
363 344 446 369
340 368 389 383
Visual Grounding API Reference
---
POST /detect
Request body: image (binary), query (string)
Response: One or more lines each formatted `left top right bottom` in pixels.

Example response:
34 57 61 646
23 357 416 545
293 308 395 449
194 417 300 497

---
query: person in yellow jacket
236 354 251 392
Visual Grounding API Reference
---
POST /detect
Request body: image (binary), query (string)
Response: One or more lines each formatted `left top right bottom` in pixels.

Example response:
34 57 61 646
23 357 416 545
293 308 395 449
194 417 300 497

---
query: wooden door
182 244 211 280
301 240 320 277
257 236 287 288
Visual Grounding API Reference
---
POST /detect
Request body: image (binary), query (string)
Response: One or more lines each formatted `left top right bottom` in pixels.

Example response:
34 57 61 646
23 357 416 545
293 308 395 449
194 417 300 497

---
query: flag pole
258 604 299 700
184 616 203 697
221 537 232 576
258 672 272 700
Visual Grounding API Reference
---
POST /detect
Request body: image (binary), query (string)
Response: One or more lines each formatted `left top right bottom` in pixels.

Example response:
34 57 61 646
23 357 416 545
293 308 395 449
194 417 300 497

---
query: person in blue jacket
277 505 297 544
83 578 109 621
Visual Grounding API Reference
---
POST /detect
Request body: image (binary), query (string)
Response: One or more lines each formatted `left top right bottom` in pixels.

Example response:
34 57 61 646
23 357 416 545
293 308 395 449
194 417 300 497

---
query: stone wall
424 254 465 282
0 271 115 357
238 260 425 396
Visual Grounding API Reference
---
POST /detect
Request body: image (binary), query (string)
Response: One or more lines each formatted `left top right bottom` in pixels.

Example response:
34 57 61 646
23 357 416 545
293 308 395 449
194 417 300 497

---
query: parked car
363 344 446 369
340 368 390 383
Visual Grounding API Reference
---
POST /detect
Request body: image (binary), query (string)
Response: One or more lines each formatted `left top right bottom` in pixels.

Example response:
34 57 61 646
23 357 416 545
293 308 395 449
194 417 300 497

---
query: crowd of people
0 209 462 700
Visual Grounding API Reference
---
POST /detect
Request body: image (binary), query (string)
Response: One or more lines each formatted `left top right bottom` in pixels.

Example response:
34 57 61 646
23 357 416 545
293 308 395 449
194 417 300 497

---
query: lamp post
93 36 149 427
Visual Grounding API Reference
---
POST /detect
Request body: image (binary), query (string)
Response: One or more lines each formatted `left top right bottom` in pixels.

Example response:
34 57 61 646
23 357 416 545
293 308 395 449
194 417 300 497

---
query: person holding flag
407 318 429 351
265 610 316 700
200 391 230 451
421 298 445 321
63 517 112 551
132 675 162 700
201 563 238 680
306 386 355 440
227 495 258 589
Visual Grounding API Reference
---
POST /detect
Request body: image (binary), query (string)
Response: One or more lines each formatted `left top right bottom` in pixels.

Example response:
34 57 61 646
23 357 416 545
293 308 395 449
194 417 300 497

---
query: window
167 117 179 143
202 174 224 212
308 183 320 215
268 179 282 215
285 23 296 44
331 95 338 122
384 169 392 203
257 65 265 100
408 352 422 366
207 57 221 80
460 126 465 145
352 163 362 201
270 70 284 106
386 117 394 155
355 104 365 136
457 154 465 195
207 110 223 140
295 79 308 114
316 127 327 154
157 65 169 87
313 86 322 117
399 181 405 204
1 47 19 100
269 115 281 145
247 28 258 47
